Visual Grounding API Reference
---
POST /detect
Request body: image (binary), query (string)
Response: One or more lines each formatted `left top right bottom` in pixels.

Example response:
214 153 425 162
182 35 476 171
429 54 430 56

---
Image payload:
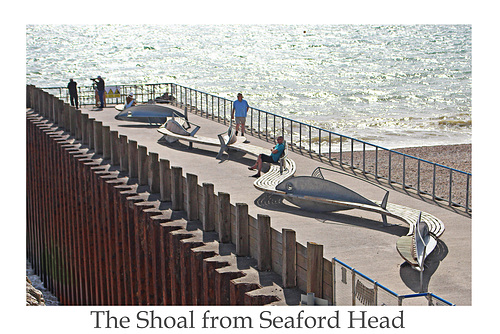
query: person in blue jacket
248 136 285 177
231 93 249 136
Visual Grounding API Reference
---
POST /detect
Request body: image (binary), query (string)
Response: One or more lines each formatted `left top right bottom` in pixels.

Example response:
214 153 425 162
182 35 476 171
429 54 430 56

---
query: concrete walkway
82 104 471 305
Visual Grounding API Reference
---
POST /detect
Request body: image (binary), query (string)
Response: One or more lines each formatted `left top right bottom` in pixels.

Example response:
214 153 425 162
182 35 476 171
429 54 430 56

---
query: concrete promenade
83 103 471 305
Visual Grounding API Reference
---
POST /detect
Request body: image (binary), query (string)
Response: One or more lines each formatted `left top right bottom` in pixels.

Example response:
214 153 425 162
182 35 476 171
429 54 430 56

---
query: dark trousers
70 93 78 108
98 90 105 108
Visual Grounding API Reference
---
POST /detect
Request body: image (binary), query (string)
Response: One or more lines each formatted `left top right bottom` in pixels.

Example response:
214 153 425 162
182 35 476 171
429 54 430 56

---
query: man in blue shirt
248 136 285 177
231 93 249 136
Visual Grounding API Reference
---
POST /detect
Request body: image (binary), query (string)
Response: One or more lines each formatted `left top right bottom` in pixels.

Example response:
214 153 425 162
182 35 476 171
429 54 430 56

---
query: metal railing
41 82 472 213
332 258 455 306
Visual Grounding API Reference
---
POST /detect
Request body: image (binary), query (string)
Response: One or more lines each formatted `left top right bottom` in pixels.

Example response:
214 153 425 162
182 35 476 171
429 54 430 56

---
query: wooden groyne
25 85 334 305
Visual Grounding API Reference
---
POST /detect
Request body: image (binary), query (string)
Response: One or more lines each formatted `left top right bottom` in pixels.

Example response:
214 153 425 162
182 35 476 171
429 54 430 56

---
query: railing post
388 150 392 183
362 142 366 173
402 155 406 188
449 169 453 206
350 139 354 168
332 259 337 306
466 173 470 213
352 269 356 305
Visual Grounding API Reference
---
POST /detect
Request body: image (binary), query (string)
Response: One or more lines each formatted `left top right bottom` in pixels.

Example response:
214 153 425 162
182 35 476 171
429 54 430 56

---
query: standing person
248 136 285 177
67 78 78 109
96 76 106 108
91 78 99 106
231 93 249 136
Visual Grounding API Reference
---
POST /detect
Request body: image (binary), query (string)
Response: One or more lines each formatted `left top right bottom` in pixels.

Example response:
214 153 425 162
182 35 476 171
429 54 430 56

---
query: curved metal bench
253 157 297 192
255 166 445 274
157 119 238 159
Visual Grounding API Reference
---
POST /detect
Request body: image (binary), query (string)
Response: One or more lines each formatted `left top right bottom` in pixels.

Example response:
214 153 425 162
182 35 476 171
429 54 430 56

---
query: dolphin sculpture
115 104 186 124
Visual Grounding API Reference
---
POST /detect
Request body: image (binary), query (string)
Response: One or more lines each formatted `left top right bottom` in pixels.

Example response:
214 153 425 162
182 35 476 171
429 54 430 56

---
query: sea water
26 24 471 149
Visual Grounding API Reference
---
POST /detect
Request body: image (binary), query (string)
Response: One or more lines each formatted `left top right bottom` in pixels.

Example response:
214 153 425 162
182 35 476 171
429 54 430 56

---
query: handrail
332 258 454 306
39 82 472 213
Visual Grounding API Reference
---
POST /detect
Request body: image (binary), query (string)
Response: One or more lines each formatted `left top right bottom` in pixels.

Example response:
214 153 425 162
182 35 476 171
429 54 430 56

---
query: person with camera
92 76 106 108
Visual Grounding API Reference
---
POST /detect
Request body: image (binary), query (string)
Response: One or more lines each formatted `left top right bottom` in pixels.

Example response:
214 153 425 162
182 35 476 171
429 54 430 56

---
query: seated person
125 93 137 109
248 136 285 177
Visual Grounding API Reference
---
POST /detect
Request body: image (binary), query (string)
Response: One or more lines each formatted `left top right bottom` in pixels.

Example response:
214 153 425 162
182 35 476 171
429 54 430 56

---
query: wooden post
217 192 231 243
137 145 148 185
257 214 271 271
282 229 296 288
75 108 82 140
128 140 138 179
93 121 103 154
81 113 89 145
202 183 215 231
119 135 128 172
171 167 183 211
102 125 111 160
63 104 70 130
110 130 120 166
148 152 160 194
186 173 199 220
159 159 171 202
69 106 77 136
58 100 65 128
307 242 324 298
235 203 249 256
87 118 95 150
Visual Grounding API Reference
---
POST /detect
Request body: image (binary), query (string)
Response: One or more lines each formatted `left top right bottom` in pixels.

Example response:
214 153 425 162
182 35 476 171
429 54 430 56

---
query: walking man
67 78 78 109
231 93 249 136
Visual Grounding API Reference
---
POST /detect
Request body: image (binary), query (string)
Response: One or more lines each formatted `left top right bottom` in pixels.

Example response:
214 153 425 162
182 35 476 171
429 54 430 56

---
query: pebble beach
330 143 471 208
392 144 471 174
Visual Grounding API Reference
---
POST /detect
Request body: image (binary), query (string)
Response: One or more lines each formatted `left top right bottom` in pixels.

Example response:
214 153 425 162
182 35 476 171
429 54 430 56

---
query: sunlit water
26 24 471 149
